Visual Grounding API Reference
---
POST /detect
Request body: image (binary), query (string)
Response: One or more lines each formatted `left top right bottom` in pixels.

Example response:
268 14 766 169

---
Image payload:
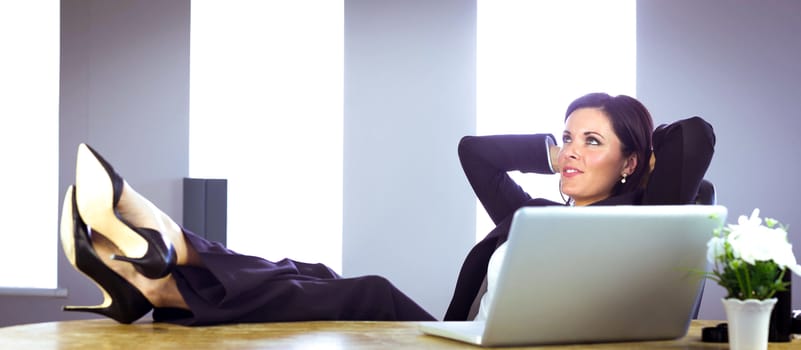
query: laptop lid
421 205 727 347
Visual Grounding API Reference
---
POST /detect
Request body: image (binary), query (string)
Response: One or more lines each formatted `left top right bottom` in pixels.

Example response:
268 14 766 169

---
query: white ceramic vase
721 298 777 350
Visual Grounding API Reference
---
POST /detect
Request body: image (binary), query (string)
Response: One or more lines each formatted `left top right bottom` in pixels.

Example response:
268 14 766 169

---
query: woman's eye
586 137 600 145
562 135 572 143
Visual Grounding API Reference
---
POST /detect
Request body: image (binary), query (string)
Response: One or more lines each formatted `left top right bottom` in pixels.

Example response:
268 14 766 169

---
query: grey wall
2 0 800 327
637 0 801 320
343 0 476 319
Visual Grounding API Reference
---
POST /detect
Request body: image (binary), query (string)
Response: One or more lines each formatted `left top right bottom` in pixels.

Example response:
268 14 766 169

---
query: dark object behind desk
183 178 228 246
769 273 793 342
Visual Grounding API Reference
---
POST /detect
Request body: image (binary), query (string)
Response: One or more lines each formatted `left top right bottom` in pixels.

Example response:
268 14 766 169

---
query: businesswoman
445 92 715 320
59 92 714 325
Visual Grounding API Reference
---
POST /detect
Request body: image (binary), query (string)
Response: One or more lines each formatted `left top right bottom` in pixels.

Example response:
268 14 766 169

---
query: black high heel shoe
60 185 153 324
75 143 176 279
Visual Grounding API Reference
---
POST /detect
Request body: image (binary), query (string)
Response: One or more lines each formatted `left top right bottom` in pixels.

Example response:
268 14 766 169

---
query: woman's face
558 107 637 206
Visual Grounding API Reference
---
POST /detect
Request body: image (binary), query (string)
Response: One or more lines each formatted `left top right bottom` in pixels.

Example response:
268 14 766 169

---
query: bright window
0 1 60 289
476 0 636 239
190 1 344 272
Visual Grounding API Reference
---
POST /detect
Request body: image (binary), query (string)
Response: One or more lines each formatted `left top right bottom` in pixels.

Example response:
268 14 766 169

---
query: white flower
706 235 726 264
713 208 801 276
728 221 784 264
740 208 763 227
705 208 801 299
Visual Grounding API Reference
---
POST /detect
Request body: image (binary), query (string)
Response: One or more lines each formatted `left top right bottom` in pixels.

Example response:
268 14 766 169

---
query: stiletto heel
75 143 176 279
60 186 153 324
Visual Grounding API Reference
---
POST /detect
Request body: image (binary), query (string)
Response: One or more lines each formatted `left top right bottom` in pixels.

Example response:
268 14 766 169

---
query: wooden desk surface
0 319 797 349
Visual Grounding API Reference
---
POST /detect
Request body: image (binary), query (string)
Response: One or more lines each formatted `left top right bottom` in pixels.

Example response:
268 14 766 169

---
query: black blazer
444 117 716 320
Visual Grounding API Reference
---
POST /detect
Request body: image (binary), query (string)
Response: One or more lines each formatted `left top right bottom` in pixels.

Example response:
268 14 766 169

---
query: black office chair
690 179 716 319
694 179 716 206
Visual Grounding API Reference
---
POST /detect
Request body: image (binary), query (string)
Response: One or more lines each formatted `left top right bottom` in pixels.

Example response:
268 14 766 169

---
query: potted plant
706 208 801 350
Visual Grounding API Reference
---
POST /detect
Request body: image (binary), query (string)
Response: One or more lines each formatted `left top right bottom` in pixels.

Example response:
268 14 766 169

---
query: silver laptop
420 205 727 347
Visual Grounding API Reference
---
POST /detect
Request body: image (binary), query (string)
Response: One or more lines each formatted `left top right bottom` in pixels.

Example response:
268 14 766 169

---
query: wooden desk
0 319 797 349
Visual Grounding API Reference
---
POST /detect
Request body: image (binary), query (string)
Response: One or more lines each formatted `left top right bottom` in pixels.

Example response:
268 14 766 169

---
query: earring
620 173 628 184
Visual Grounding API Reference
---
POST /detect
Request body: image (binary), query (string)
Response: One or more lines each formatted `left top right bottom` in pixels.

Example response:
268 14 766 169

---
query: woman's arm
642 116 716 204
458 134 557 224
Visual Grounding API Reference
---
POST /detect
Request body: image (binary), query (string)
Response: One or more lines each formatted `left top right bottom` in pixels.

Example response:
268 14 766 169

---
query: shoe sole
60 185 113 309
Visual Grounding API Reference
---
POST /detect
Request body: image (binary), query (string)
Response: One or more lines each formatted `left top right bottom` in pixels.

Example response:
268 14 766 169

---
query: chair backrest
694 179 716 205
690 178 716 319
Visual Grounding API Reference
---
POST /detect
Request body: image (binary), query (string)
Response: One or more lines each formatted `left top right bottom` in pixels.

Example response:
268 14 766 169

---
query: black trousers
152 229 435 326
